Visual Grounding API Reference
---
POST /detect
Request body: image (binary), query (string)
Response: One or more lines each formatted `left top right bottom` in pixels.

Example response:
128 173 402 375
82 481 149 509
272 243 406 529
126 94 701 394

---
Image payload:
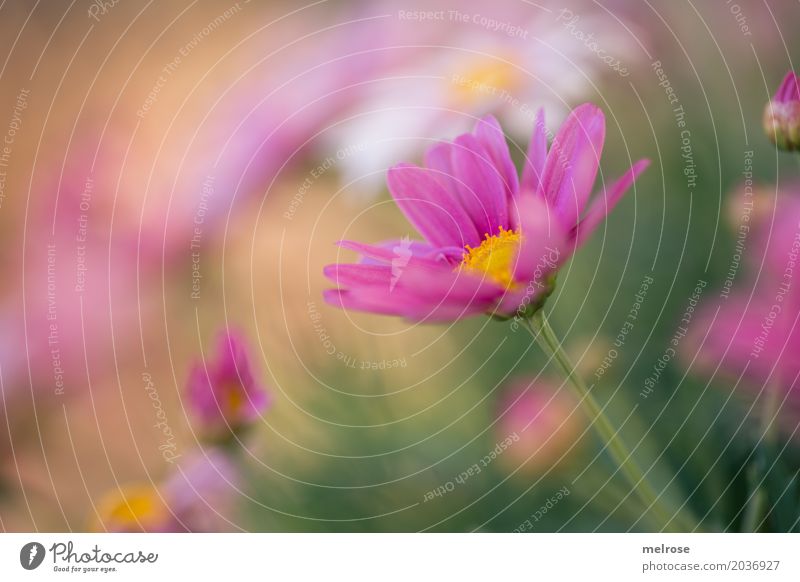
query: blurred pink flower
323 103 648 321
496 377 580 473
92 449 239 532
0 141 150 414
187 329 270 439
688 190 800 423
764 71 800 151
10 7 416 277
161 449 240 532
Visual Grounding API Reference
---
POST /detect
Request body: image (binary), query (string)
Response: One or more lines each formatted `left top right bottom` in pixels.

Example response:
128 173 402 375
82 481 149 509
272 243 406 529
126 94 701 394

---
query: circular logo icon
20 542 46 570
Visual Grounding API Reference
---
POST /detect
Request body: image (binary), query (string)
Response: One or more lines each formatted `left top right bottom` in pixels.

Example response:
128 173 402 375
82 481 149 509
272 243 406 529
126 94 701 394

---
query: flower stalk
741 381 782 532
524 310 694 532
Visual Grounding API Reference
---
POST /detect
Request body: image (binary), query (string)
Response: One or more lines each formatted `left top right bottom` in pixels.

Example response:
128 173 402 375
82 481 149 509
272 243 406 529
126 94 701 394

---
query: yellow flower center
451 57 522 106
223 382 246 417
94 485 167 532
460 227 522 288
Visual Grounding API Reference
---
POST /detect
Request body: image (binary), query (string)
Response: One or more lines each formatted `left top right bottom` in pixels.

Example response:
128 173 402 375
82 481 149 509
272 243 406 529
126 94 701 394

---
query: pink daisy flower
323 103 649 321
186 329 270 439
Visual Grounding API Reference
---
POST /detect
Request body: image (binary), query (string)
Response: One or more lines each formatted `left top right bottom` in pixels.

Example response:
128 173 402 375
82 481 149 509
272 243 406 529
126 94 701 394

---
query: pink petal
427 140 494 237
323 263 392 287
324 255 507 321
424 142 459 198
325 285 491 322
394 261 503 302
573 159 650 247
323 289 411 317
474 115 519 203
336 239 441 267
776 71 800 102
388 163 481 248
541 103 605 229
450 133 509 235
359 238 456 265
512 195 568 284
494 287 535 317
493 284 561 317
405 301 490 322
520 108 547 195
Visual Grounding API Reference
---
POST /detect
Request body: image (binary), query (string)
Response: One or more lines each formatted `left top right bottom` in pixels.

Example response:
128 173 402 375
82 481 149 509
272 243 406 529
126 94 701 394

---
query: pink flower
323 103 649 321
688 190 800 422
496 377 580 474
91 450 239 532
161 450 240 532
186 329 270 438
764 71 800 151
0 142 150 414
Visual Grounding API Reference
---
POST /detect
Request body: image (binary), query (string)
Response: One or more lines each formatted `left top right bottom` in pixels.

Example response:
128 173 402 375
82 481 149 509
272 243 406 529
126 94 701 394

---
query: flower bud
495 378 580 476
763 71 800 151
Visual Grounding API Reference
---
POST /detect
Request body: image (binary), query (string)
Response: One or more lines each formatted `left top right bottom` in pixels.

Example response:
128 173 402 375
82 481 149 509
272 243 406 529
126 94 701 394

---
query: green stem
741 474 767 533
524 310 693 532
757 381 781 447
741 381 781 532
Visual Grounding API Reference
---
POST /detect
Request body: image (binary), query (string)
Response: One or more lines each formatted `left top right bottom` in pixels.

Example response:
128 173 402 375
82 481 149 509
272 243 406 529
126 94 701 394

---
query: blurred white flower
325 2 646 193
